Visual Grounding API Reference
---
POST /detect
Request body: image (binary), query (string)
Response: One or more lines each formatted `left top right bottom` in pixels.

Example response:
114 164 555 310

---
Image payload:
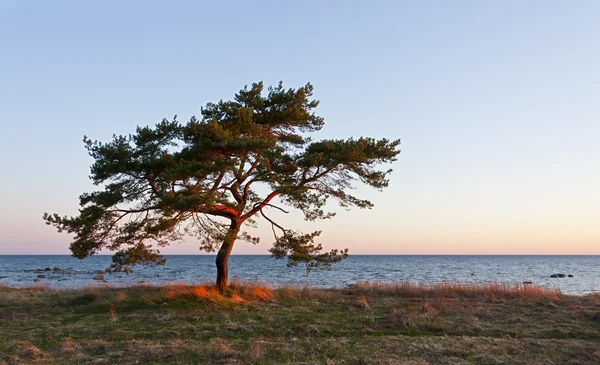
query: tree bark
216 220 240 291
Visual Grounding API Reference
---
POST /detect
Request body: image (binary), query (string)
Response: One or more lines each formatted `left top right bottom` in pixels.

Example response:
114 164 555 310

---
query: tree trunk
216 220 240 291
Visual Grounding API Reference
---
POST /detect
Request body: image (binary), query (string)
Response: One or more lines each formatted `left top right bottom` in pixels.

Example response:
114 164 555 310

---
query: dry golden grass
59 337 81 353
163 281 274 304
356 295 371 309
108 303 117 321
210 337 232 357
250 336 264 361
351 280 562 300
10 341 44 359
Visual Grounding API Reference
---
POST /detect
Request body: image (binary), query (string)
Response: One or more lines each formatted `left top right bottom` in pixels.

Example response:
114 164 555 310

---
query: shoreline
3 279 598 297
2 255 595 297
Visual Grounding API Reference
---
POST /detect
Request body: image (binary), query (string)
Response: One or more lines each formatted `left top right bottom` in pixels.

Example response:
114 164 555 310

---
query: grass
1 281 599 364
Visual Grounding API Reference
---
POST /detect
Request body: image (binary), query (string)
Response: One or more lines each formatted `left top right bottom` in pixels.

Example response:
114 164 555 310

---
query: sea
0 255 598 295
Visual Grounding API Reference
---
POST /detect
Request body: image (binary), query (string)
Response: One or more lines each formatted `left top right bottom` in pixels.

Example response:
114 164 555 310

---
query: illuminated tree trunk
215 220 240 291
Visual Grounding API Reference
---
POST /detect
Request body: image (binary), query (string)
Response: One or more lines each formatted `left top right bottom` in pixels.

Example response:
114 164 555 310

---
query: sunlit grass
1 281 598 364
163 281 274 305
350 280 562 300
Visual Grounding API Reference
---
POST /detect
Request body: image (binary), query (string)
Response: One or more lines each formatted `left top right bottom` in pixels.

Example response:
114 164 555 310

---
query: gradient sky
1 0 598 255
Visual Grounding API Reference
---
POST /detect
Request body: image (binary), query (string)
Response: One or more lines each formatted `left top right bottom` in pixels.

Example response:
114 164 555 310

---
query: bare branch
260 208 288 239
264 203 289 214
243 177 259 201
107 207 158 214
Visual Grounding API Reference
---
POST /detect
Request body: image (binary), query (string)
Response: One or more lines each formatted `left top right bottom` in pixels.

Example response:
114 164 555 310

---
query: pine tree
44 82 401 290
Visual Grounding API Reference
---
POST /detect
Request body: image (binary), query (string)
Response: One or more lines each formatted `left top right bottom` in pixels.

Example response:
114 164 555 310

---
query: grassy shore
1 282 599 364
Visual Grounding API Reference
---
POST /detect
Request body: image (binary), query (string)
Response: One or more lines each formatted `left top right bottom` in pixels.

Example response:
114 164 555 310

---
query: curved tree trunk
216 220 240 291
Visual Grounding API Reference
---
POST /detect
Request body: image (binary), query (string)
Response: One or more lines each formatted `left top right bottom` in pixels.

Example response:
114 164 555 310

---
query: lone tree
44 82 401 290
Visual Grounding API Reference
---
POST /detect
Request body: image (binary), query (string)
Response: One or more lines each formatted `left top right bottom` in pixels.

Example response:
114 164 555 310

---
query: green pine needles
44 82 401 290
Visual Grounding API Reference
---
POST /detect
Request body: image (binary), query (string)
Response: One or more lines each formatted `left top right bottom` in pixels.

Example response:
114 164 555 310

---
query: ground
1 282 599 364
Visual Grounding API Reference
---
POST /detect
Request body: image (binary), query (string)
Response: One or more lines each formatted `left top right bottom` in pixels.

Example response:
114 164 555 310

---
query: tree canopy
44 82 401 290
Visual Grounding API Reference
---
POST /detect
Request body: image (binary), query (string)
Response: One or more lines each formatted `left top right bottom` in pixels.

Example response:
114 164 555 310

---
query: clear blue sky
1 0 598 255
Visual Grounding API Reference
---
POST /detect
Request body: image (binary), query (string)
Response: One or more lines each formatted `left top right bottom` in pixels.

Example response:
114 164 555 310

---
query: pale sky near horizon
1 0 598 255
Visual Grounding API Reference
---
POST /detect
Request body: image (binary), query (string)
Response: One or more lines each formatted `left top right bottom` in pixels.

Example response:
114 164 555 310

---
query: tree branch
264 203 289 214
99 212 129 243
146 177 160 195
302 165 338 184
210 171 226 193
240 159 259 181
242 191 279 220
243 177 259 201
260 207 288 239
237 158 261 202
205 205 239 219
107 207 158 214
230 184 244 204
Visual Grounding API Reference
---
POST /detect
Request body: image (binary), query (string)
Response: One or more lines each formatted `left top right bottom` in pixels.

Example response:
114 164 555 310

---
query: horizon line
1 253 599 256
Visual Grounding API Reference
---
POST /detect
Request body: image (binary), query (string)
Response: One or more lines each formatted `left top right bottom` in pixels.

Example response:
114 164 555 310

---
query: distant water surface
0 255 598 295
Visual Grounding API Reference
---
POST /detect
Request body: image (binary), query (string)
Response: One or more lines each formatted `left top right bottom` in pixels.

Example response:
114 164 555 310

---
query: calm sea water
0 255 598 295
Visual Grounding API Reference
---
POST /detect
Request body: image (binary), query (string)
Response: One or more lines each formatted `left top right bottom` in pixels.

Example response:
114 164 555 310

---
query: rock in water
53 267 61 272
550 274 559 278
93 274 104 280
37 275 46 279
44 267 51 271
567 274 573 277
523 281 533 284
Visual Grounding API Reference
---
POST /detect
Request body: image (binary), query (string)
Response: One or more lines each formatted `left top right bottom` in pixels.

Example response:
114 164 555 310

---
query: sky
1 0 598 255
